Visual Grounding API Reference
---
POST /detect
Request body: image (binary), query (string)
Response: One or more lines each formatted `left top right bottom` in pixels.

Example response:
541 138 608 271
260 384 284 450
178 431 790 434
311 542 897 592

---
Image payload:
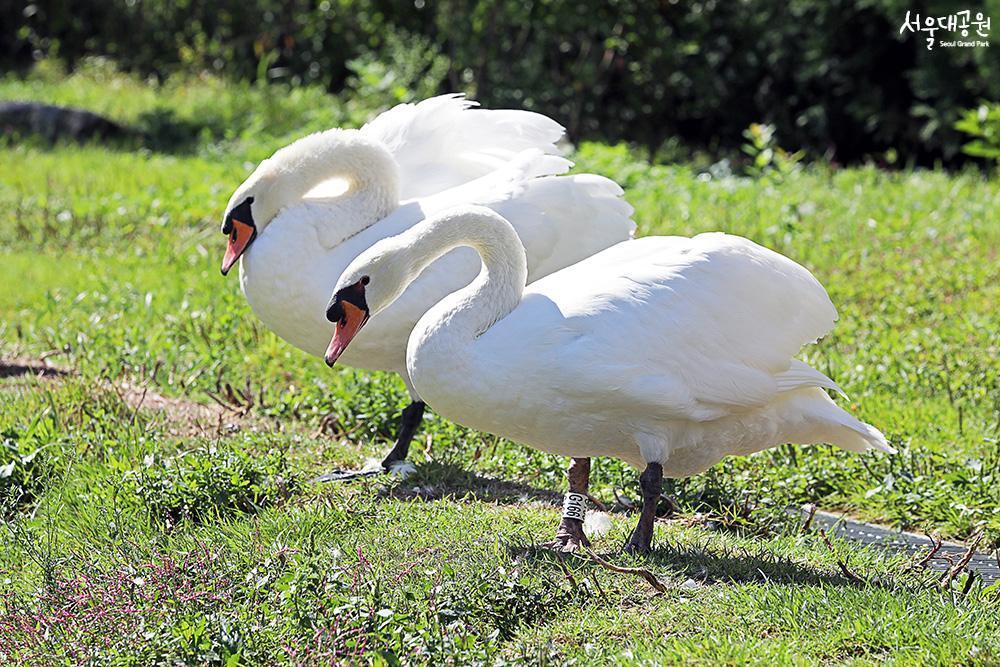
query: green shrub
4 2 997 164
346 26 451 109
741 123 805 182
955 102 1000 163
126 445 298 526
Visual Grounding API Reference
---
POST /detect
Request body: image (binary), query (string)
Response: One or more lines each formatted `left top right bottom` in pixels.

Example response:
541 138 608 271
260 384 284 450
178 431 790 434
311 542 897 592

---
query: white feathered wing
475 233 892 457
360 94 565 200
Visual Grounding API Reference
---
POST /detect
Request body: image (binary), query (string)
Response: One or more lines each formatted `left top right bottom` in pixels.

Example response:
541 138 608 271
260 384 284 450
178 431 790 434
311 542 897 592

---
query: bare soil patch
114 381 265 438
0 356 266 437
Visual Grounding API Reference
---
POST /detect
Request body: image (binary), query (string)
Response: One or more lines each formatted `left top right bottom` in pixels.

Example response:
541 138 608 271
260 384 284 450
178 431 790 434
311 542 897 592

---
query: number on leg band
562 491 587 521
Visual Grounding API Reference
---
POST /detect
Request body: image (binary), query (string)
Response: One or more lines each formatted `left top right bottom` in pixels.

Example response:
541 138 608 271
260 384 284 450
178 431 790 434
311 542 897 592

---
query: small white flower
583 511 613 539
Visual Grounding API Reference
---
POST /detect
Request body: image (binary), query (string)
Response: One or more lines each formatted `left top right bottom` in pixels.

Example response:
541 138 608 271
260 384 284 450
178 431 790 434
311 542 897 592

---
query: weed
126 445 298 527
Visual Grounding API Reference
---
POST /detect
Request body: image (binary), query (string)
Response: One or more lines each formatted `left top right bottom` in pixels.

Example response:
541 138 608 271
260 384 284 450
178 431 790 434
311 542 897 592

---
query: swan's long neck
253 129 400 245
398 207 528 343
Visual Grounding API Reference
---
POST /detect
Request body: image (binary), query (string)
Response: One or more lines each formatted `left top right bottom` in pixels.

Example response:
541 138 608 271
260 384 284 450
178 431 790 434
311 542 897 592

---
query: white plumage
224 96 635 390
328 206 893 483
361 93 564 199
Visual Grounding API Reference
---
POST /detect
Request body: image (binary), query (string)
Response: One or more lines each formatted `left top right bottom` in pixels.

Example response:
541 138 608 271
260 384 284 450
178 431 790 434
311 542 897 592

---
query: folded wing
513 233 839 421
361 94 565 200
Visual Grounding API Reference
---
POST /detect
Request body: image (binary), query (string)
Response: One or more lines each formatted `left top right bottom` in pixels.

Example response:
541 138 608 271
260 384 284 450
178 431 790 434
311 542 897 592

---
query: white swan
322 206 894 553
219 96 635 478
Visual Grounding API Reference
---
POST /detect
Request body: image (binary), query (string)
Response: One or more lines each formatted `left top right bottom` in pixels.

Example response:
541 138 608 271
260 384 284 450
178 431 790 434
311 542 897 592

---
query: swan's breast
240 219 339 357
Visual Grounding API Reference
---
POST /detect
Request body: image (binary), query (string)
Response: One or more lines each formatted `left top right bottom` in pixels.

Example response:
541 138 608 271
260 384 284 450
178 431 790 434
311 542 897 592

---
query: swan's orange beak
325 301 369 367
221 218 256 276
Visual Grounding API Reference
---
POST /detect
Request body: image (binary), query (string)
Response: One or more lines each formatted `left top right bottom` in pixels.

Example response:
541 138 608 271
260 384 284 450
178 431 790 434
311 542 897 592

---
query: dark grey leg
544 457 592 552
314 401 426 483
623 462 663 555
380 401 425 469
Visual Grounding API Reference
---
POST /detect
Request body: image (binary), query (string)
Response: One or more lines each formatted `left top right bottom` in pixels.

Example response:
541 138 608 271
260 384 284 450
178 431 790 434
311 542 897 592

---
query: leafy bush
346 26 451 109
955 102 1000 163
4 1 998 164
126 445 298 526
741 123 805 182
440 0 999 164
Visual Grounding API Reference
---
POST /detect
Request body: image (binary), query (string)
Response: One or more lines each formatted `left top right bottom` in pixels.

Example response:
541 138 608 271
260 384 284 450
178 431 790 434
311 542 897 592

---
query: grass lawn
1 67 998 665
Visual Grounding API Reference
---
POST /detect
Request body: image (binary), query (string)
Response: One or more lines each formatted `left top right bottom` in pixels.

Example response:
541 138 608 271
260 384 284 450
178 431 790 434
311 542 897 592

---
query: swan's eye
360 276 370 286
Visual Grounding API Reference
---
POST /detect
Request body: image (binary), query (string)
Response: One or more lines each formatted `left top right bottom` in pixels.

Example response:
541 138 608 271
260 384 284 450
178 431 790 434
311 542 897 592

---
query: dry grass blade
204 389 240 412
128 384 149 426
587 493 609 513
801 503 817 532
552 553 579 589
820 529 865 585
916 532 943 569
38 348 68 361
959 569 978 597
939 532 983 590
612 488 636 510
583 547 667 593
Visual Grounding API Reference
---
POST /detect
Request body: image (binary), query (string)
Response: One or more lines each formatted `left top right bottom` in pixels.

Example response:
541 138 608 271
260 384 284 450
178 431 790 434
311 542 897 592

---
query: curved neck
398 207 528 341
254 129 400 245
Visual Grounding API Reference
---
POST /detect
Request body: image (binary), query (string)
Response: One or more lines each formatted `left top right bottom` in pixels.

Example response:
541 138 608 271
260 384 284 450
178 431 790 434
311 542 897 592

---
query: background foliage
4 0 999 164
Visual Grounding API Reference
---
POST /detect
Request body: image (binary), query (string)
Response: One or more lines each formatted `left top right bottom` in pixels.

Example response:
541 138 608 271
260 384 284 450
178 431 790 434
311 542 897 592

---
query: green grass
1 65 999 665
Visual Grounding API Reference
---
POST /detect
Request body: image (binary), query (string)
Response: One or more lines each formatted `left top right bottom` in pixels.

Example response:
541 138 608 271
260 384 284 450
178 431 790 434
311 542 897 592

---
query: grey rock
0 101 134 143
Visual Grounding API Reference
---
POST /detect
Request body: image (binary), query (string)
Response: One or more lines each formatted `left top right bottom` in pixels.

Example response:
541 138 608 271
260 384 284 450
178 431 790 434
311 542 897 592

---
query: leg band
562 491 587 521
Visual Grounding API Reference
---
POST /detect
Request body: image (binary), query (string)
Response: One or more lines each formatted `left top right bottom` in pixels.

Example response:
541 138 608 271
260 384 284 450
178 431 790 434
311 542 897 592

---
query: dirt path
0 356 266 438
805 508 999 585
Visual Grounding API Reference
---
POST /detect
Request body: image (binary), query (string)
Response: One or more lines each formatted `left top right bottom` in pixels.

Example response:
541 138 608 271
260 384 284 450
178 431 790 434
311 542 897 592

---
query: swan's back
481 233 838 422
421 149 636 281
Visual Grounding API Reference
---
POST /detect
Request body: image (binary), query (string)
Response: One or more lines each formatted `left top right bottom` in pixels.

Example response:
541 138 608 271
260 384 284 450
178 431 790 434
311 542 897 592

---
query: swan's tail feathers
566 174 637 238
783 390 895 455
825 410 895 454
505 148 573 181
776 360 848 399
442 149 572 208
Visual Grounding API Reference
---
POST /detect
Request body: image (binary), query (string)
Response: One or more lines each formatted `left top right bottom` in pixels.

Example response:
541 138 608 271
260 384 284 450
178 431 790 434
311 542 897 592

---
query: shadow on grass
0 103 230 155
513 540 857 589
378 462 944 595
381 462 860 589
515 533 944 595
644 539 855 586
0 358 71 379
383 460 563 506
